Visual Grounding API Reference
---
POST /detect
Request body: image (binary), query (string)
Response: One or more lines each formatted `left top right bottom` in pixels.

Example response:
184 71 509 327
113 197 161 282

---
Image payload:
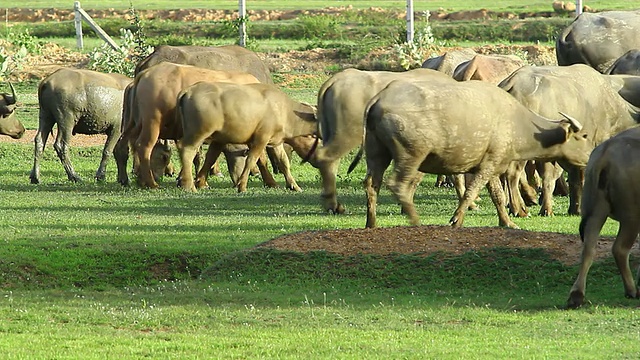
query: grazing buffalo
604 49 640 75
113 62 261 188
313 68 454 214
358 79 590 229
176 81 317 193
30 68 131 184
135 44 280 176
568 126 640 308
135 44 273 84
556 11 640 73
452 54 525 84
498 64 640 216
0 83 24 139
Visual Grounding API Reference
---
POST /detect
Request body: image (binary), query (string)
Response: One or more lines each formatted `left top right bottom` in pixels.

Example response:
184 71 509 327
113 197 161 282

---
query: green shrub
394 11 440 70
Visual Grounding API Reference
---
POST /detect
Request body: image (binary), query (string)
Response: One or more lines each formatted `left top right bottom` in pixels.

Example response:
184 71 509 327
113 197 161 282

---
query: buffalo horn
5 82 17 105
559 112 582 132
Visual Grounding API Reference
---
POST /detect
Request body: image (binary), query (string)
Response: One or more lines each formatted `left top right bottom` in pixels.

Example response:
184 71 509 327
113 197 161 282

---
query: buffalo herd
6 10 640 308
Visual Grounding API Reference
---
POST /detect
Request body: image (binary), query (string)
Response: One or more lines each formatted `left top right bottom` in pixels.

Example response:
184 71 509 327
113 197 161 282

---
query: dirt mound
259 224 632 266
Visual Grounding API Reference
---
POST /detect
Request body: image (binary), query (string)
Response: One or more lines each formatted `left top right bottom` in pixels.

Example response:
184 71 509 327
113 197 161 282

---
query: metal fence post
238 0 247 47
406 0 414 43
74 1 84 49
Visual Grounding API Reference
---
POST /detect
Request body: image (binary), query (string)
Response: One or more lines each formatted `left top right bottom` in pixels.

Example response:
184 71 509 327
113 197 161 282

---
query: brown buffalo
176 81 317 193
113 62 261 188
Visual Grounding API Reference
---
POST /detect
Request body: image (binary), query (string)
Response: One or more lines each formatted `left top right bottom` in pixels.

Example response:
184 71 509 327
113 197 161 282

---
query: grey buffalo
0 83 24 139
135 44 273 84
312 68 454 214
358 79 590 229
604 49 640 75
498 64 640 217
556 11 640 73
30 68 132 184
568 126 640 308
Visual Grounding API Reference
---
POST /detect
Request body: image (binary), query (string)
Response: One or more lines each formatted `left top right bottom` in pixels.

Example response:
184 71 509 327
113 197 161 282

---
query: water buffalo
30 68 132 184
452 54 525 84
568 126 640 308
602 74 640 107
0 83 24 139
498 64 640 217
604 49 640 75
134 44 280 178
176 81 317 193
113 62 261 188
421 48 477 76
135 44 273 84
557 11 640 73
359 79 590 229
313 68 454 214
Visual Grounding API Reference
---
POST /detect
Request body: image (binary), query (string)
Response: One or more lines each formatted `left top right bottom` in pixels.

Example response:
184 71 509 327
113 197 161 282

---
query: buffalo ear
559 112 583 132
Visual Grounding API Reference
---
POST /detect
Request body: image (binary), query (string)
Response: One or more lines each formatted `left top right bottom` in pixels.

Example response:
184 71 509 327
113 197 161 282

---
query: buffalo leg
364 159 391 229
177 142 205 192
134 120 161 189
566 165 584 216
95 125 120 181
255 150 278 188
52 123 81 182
538 162 563 216
612 222 640 300
449 165 497 227
387 157 424 226
236 140 270 193
194 145 223 190
505 161 529 218
270 144 301 191
30 113 55 184
568 207 610 309
315 142 351 214
486 176 518 229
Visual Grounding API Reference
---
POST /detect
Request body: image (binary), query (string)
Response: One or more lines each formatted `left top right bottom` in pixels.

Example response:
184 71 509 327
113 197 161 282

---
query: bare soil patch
259 225 630 266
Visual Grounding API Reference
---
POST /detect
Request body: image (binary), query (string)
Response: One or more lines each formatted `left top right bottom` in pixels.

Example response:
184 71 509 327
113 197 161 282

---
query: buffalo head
0 83 25 139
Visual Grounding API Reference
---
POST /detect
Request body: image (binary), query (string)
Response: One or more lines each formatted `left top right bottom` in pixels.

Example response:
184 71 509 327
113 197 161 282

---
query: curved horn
559 111 582 132
5 82 16 105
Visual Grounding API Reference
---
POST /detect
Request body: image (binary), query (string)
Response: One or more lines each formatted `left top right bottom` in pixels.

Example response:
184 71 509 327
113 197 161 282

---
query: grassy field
2 1 640 358
1 75 635 358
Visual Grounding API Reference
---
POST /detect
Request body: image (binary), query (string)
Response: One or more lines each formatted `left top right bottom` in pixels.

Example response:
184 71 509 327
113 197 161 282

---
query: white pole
74 1 84 49
406 0 414 43
238 0 247 47
576 0 583 16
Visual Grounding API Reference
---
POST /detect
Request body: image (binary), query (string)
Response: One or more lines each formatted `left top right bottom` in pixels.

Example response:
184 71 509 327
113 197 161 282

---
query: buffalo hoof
69 175 82 183
30 177 40 185
118 178 130 187
567 291 585 309
194 179 209 190
333 203 346 214
538 208 553 217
